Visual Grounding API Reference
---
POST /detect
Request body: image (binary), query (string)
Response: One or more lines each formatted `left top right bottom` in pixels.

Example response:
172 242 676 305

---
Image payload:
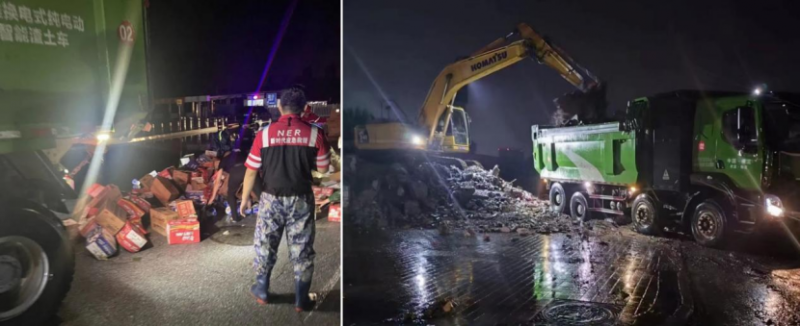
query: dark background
343 0 800 155
147 0 340 102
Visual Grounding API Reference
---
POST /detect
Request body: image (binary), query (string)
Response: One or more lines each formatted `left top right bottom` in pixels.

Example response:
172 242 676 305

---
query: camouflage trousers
253 192 316 282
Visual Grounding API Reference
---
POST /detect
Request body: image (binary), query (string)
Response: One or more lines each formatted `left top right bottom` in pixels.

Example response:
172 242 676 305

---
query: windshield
763 100 800 152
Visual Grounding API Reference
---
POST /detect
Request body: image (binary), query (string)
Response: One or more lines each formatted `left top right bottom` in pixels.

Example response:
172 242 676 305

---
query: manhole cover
209 226 256 246
534 299 620 325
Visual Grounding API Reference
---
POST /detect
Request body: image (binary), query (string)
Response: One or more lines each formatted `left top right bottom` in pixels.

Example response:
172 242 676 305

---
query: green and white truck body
0 0 149 154
533 90 800 247
0 1 148 324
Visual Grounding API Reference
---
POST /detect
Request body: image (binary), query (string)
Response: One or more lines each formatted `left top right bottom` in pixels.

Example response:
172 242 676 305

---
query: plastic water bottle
132 179 141 190
244 205 258 216
224 202 232 216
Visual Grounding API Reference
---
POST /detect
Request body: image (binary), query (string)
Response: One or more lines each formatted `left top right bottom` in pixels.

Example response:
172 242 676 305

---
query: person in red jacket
239 86 330 311
300 104 320 123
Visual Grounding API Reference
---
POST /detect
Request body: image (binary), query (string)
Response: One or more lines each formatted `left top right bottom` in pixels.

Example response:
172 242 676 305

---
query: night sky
147 0 340 102
344 0 800 155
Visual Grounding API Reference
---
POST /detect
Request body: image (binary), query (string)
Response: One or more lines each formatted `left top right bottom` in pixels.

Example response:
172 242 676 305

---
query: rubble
347 158 575 234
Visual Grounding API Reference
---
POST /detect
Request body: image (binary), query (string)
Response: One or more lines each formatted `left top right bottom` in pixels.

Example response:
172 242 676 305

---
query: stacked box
150 207 180 236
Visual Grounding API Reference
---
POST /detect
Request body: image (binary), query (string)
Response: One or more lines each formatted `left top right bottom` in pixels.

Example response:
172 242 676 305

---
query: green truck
533 90 800 247
0 0 148 324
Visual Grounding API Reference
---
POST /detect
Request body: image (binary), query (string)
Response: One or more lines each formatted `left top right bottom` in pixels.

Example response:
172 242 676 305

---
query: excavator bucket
551 83 608 126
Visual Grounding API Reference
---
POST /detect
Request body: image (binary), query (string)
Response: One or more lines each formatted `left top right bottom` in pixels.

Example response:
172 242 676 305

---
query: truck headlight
410 134 424 146
765 194 784 217
96 132 111 142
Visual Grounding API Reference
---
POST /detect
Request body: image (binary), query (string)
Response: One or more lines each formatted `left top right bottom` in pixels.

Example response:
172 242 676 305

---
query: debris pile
347 157 574 232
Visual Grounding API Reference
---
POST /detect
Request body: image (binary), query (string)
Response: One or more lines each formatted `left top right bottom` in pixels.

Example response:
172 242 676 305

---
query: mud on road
344 220 800 325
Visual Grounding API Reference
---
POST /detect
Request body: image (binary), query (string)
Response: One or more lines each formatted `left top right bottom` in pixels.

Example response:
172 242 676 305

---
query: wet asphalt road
58 214 341 326
57 138 341 325
344 221 800 325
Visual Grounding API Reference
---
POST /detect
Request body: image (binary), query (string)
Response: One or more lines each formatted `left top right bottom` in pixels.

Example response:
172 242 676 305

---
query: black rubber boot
294 280 316 312
250 273 270 305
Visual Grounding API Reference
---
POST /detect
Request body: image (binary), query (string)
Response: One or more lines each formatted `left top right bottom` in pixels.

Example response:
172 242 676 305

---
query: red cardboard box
151 176 180 205
95 200 128 235
313 186 335 203
150 207 180 236
328 204 341 222
117 199 146 220
128 195 152 212
158 167 174 179
87 183 105 197
88 184 122 210
172 200 197 219
167 219 200 245
116 222 148 253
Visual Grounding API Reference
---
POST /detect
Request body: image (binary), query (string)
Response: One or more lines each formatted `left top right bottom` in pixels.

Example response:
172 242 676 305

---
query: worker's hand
239 197 252 217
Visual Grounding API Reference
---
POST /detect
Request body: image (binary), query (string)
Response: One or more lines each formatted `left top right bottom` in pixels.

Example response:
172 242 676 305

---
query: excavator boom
417 23 602 145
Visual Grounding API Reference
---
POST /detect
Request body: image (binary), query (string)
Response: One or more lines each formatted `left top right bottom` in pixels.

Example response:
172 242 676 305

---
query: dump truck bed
531 122 638 185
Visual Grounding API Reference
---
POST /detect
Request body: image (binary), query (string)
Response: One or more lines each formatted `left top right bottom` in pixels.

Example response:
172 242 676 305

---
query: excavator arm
418 23 603 144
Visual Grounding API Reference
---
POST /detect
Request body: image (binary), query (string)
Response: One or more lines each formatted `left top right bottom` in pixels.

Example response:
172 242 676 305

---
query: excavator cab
442 106 470 153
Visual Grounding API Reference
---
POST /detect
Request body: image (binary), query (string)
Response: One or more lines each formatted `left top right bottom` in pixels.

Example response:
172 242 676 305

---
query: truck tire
549 183 568 214
0 202 74 326
632 194 660 235
569 192 590 221
691 200 728 248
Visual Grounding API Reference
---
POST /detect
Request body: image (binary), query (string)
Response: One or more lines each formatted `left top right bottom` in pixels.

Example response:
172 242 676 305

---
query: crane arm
418 23 601 141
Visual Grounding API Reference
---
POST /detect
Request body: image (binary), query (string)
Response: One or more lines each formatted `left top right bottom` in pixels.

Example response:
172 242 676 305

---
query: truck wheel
569 192 590 221
691 200 728 248
632 194 659 235
549 183 568 214
0 203 74 326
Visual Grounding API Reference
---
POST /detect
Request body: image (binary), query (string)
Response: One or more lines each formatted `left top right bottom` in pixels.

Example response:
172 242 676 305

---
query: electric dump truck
354 23 606 160
534 90 800 247
0 0 149 324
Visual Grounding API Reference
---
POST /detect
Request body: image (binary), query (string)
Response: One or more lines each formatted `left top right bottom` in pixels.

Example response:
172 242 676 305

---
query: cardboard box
328 203 341 222
139 174 155 191
85 225 117 260
117 199 146 220
87 183 105 197
158 167 174 179
167 219 200 245
190 177 206 190
172 200 197 219
116 222 148 253
88 184 122 210
185 185 205 202
312 186 335 203
79 216 99 237
150 207 180 236
172 170 190 188
151 176 180 205
95 200 128 235
127 195 152 212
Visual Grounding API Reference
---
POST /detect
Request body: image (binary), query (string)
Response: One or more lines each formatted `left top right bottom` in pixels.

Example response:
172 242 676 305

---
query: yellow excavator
354 23 605 155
